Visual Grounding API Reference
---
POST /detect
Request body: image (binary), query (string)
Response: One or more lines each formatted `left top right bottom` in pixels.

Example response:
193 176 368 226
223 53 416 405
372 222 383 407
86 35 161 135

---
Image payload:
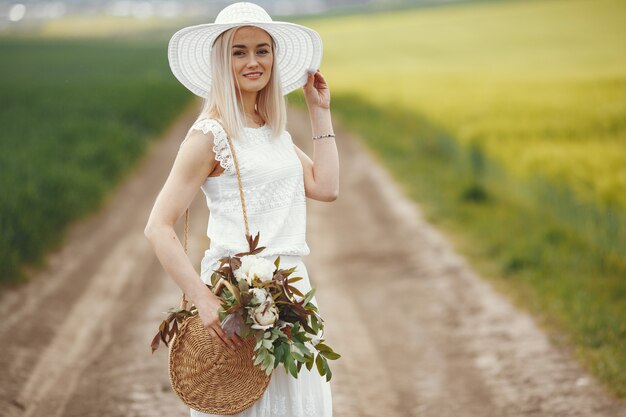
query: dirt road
1 102 624 417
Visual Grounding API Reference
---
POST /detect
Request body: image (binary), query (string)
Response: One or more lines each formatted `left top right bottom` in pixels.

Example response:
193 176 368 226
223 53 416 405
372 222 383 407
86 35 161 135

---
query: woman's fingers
304 72 314 90
315 73 327 88
211 323 237 350
230 333 245 348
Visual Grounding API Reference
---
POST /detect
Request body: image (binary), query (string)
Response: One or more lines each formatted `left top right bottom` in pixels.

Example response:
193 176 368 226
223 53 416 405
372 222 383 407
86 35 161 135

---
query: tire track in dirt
0 101 625 417
19 232 151 416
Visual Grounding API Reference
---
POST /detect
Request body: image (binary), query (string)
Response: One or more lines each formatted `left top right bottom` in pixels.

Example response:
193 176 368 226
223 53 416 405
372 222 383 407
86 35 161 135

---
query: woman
144 2 338 416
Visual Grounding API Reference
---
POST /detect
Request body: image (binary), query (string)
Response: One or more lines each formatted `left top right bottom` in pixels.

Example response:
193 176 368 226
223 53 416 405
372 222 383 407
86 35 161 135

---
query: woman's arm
297 70 339 202
144 127 242 350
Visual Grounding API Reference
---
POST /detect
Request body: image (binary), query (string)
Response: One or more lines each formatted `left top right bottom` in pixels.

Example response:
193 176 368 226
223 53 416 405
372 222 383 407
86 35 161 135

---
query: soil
1 102 624 417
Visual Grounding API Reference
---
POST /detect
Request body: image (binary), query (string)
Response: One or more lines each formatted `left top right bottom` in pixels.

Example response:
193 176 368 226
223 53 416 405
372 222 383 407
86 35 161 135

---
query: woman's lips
244 72 262 79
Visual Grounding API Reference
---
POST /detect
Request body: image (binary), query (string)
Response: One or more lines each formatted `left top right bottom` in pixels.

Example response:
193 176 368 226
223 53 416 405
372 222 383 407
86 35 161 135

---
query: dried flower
249 300 279 330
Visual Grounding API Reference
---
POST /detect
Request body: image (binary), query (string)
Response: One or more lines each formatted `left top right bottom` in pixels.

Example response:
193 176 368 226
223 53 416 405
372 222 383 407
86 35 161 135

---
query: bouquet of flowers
152 232 340 381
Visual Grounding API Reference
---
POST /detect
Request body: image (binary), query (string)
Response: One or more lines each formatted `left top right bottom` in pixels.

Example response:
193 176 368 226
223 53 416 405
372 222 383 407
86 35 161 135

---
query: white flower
234 255 275 285
249 287 270 305
250 301 279 330
233 255 255 283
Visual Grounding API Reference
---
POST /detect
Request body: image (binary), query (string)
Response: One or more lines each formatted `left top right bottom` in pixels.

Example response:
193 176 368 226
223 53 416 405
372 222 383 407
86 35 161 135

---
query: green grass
0 36 193 283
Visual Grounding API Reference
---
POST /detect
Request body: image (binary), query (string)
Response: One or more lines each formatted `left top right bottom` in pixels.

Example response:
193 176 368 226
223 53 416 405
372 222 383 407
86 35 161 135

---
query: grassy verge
0 36 193 284
290 92 626 397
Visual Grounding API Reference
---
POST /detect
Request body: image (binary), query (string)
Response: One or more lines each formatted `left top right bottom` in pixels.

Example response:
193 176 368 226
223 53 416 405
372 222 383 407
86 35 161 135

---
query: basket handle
180 119 250 310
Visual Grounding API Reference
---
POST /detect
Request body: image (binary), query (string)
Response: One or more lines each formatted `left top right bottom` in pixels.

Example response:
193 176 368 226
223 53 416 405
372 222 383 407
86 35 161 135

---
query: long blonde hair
197 25 287 141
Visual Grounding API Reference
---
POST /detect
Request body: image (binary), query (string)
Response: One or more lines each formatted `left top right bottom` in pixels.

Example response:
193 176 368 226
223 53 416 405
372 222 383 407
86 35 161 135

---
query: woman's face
231 26 274 94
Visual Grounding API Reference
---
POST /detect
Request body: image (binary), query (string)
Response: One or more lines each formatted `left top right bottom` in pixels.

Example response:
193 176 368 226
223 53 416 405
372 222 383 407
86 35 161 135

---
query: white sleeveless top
185 118 311 283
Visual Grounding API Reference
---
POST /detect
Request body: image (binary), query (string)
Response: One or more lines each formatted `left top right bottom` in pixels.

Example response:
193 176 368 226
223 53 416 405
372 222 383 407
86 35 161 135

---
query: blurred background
1 0 625 412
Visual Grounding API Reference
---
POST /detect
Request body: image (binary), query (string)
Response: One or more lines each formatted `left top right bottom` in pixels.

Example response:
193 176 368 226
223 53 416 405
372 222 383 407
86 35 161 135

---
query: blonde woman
144 2 338 416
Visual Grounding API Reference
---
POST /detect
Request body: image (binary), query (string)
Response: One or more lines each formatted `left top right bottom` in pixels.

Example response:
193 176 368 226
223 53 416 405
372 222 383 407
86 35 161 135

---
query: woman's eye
258 49 269 55
234 51 244 56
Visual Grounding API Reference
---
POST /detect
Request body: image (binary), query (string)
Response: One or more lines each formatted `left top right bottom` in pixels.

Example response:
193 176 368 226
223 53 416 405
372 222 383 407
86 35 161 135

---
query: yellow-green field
290 0 626 397
302 0 626 208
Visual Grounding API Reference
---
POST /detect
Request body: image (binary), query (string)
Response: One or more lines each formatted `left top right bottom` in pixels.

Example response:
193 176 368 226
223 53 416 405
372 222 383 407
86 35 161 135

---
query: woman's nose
246 55 259 67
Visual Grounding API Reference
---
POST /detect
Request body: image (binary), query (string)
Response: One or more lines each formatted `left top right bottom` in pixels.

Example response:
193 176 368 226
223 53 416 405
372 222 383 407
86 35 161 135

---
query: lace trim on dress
187 118 235 176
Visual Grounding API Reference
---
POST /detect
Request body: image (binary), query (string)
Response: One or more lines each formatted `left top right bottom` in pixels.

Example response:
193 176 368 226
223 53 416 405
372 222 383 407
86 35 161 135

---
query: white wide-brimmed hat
168 1 323 98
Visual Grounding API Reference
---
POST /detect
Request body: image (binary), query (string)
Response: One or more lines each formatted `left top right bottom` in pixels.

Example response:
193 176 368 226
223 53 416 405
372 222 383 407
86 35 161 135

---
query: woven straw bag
168 119 272 414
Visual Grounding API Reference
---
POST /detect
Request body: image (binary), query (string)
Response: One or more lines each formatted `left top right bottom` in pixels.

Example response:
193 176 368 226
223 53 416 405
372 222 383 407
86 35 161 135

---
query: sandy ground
1 102 625 417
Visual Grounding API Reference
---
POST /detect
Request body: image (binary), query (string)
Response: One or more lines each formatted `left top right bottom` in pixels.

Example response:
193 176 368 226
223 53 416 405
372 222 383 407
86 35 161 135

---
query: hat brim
168 21 323 98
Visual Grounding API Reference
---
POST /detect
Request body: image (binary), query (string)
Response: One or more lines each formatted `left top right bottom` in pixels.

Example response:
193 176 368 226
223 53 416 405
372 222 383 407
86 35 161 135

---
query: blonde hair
197 25 287 141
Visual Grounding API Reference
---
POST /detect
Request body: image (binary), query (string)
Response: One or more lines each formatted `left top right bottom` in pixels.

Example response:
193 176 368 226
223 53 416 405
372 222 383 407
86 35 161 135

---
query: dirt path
1 102 624 417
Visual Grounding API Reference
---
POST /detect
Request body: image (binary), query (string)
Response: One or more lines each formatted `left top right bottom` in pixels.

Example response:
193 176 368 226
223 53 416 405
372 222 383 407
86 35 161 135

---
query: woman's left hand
303 70 331 110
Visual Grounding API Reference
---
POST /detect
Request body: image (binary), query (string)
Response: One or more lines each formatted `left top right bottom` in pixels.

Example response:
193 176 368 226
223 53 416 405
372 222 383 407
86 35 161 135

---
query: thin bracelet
312 133 336 140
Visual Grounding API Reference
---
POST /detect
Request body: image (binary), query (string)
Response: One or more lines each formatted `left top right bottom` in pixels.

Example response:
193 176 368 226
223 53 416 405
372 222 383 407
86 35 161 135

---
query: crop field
291 0 626 397
302 0 626 209
0 36 192 282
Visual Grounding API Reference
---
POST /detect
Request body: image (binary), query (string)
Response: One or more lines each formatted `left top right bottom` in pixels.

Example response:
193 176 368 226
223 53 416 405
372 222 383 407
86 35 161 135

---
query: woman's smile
243 71 263 80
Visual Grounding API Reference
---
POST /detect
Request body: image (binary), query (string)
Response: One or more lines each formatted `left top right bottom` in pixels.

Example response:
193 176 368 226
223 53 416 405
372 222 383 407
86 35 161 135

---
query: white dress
183 118 333 417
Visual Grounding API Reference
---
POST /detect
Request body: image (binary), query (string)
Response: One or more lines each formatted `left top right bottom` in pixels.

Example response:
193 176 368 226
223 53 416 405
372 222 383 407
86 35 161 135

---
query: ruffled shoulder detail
187 118 235 176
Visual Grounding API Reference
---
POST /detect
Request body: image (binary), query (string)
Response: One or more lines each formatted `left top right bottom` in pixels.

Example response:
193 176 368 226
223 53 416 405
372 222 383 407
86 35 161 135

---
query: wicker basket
168 314 271 414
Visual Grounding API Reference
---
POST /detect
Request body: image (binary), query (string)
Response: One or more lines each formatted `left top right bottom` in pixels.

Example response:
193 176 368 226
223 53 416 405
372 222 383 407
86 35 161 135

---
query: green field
0 36 191 282
290 0 626 397
302 0 626 209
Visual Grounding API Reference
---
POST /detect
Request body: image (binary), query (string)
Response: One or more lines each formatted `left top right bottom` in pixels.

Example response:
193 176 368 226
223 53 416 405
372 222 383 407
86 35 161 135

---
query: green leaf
255 337 264 350
324 361 333 382
292 351 307 363
316 343 332 353
302 321 315 334
274 343 287 364
293 341 312 357
305 302 319 312
285 351 298 378
303 288 316 305
320 350 341 360
287 358 298 378
305 356 315 371
315 354 326 376
254 351 265 366
262 353 274 372
310 315 320 334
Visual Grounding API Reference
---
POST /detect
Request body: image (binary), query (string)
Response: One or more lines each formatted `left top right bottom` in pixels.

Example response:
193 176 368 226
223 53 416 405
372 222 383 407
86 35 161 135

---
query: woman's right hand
196 292 244 351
